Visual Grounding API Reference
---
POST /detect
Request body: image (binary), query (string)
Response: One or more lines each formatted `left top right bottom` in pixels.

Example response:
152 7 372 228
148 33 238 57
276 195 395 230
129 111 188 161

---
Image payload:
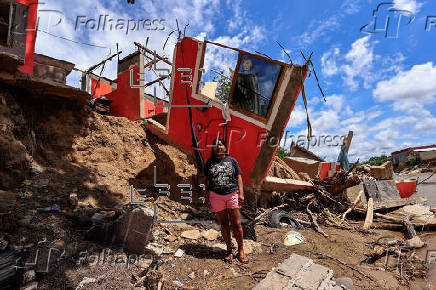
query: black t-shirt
204 155 242 195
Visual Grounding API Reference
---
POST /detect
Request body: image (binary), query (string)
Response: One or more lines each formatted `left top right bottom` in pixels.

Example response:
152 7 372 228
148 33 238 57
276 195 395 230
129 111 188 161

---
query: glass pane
231 54 283 118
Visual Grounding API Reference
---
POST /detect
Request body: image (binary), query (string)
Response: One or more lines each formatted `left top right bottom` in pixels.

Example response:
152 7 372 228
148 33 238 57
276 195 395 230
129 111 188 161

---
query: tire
268 210 304 230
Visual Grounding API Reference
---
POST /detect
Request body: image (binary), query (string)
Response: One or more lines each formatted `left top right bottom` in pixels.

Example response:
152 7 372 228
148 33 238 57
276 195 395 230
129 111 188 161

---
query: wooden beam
134 42 172 66
86 51 122 73
143 76 169 88
344 131 353 153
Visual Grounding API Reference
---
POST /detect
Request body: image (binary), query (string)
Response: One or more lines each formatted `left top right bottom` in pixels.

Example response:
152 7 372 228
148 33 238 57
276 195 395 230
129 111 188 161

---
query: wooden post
362 180 377 230
344 131 353 153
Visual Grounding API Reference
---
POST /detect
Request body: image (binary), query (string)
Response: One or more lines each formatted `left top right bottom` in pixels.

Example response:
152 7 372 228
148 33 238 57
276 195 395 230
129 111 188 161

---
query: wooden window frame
228 52 285 124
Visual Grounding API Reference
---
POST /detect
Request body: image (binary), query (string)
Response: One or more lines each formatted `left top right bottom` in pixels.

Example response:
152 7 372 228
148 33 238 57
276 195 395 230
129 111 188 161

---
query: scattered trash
283 231 305 246
188 271 195 279
173 280 184 287
69 193 78 207
75 277 97 290
21 282 38 290
22 270 35 284
32 178 49 188
37 204 59 212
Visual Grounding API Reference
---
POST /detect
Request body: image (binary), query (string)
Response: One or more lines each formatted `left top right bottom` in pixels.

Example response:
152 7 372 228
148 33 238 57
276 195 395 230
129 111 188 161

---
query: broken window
0 1 12 46
230 54 283 118
196 42 238 104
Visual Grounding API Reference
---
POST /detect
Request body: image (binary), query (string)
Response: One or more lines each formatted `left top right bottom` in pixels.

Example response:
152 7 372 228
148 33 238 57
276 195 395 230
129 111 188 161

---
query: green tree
213 71 232 103
275 147 290 158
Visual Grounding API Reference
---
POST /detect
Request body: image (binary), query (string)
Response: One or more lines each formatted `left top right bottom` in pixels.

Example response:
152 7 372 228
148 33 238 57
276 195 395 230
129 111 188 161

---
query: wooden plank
344 131 353 153
363 197 374 230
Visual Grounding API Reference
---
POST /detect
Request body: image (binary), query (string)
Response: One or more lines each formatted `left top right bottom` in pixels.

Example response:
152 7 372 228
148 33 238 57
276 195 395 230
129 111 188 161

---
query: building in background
0 0 38 75
391 145 436 166
82 50 168 121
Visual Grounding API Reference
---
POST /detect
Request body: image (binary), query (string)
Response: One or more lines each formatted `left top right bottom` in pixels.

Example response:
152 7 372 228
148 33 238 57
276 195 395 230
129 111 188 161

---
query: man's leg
216 209 232 260
228 208 247 262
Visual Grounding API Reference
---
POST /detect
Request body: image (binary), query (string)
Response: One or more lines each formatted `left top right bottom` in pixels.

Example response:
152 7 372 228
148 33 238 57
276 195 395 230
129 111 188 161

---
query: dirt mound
0 85 197 209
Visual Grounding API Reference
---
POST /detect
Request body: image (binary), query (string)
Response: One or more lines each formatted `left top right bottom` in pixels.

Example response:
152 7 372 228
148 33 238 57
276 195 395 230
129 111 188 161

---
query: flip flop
235 254 249 264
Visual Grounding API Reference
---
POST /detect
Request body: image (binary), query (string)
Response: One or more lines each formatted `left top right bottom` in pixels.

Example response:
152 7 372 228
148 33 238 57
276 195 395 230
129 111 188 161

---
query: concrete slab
252 254 343 290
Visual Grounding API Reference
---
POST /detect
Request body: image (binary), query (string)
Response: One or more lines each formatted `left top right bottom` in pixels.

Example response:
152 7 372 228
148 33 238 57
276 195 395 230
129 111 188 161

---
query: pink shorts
209 190 240 212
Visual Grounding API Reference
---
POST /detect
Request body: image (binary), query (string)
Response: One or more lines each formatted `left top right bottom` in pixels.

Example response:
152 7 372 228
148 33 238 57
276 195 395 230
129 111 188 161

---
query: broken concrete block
335 277 354 290
244 239 262 255
283 157 321 179
202 229 219 241
253 254 338 290
370 161 394 180
404 236 425 249
114 206 154 254
181 229 201 240
144 242 164 256
174 248 185 257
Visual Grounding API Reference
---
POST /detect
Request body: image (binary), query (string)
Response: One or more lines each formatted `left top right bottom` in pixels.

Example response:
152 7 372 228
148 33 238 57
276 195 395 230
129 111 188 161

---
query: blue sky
34 0 436 162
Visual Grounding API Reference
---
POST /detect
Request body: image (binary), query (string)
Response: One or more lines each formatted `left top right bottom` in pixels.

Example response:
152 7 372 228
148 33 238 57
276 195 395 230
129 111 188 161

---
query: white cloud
373 62 436 105
367 110 382 120
321 47 340 77
298 16 340 45
288 105 307 127
341 0 361 14
312 110 340 131
393 0 423 14
325 94 344 112
342 36 375 90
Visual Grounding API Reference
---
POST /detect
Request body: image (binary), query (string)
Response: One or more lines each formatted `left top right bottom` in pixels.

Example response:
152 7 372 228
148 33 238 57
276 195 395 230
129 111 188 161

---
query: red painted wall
91 78 113 98
17 0 38 75
158 38 269 185
106 66 140 121
146 38 304 186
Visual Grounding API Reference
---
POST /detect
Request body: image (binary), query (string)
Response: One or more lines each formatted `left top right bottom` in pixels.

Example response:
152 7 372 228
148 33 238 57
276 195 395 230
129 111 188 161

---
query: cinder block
283 157 321 179
370 161 394 180
114 206 154 254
